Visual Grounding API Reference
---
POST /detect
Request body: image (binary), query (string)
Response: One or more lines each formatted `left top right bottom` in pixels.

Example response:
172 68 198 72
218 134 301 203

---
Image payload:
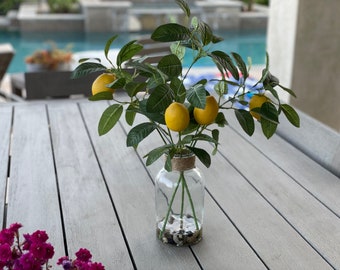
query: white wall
267 0 340 132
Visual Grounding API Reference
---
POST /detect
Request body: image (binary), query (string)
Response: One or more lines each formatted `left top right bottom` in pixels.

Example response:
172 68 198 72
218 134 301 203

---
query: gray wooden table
0 99 339 269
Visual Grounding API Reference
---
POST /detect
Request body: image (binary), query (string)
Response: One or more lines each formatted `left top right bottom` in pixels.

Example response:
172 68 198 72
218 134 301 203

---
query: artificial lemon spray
72 0 300 246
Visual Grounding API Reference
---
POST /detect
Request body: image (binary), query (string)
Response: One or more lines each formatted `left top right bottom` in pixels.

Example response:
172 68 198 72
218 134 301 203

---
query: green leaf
126 60 156 75
186 146 211 168
117 40 143 66
231 52 249 79
126 122 157 147
191 16 199 30
170 42 186 61
261 118 277 139
187 84 207 109
125 104 136 126
145 144 173 166
147 71 167 89
278 84 297 98
125 81 147 97
198 21 213 46
171 77 186 103
164 153 172 171
260 102 279 124
215 112 228 127
104 35 118 59
157 54 182 78
264 84 280 103
214 80 228 96
137 100 166 124
212 129 219 143
151 23 191 42
181 135 194 144
78 57 101 63
212 129 220 155
212 34 224 44
88 91 113 101
146 84 174 113
209 51 239 80
175 0 191 17
71 62 107 79
110 77 126 89
192 134 218 144
235 109 255 136
281 104 300 127
104 35 118 66
98 104 123 136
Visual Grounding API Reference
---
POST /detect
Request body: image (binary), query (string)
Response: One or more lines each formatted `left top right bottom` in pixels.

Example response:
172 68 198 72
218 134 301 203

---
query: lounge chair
20 71 101 100
10 37 172 100
0 43 24 102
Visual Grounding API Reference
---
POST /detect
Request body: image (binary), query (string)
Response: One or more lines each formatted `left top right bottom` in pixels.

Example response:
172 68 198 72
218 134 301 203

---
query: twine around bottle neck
171 154 196 171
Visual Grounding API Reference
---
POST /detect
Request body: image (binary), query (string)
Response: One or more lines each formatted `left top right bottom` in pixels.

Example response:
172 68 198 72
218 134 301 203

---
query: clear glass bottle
155 154 205 246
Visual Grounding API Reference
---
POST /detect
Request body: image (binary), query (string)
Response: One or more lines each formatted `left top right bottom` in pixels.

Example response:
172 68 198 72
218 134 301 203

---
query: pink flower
0 228 15 245
16 252 41 270
89 262 105 270
57 256 69 265
0 223 105 270
75 248 92 262
57 256 73 269
44 242 55 260
0 243 12 263
9 223 23 234
30 230 49 243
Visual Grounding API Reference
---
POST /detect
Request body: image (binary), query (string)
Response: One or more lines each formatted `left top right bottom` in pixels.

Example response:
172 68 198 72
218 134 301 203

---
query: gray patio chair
25 71 103 100
0 43 24 102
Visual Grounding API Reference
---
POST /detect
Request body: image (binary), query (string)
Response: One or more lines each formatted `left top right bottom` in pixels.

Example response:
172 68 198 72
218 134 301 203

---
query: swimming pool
1 30 267 73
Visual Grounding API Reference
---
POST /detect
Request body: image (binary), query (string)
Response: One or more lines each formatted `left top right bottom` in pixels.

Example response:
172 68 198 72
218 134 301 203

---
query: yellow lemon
193 96 219 125
165 102 190 132
249 94 269 120
91 73 116 95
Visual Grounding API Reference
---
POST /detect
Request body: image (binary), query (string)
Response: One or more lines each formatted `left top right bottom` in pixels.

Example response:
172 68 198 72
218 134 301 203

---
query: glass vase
155 154 205 246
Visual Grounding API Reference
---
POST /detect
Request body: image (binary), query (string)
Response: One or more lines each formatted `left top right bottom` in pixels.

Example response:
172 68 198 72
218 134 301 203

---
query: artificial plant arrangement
25 41 73 71
72 0 299 246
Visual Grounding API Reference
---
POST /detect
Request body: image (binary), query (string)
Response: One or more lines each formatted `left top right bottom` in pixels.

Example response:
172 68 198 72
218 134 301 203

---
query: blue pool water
0 30 267 73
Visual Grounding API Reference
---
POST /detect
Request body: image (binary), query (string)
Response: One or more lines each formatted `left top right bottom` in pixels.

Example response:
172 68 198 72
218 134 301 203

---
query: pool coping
2 1 268 33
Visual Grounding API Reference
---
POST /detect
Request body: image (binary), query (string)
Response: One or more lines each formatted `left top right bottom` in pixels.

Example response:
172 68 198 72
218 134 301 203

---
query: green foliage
72 0 300 169
0 0 21 14
241 0 269 11
47 0 79 13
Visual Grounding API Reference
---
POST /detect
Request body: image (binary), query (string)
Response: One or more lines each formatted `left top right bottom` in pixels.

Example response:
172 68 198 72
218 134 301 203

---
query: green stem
180 172 185 228
159 175 182 239
155 125 170 145
183 176 199 231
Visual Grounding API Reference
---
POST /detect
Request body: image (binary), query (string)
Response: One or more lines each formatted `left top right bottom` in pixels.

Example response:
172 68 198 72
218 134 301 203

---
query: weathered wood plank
47 102 134 269
226 110 340 216
80 101 202 270
216 118 340 268
6 104 65 262
277 109 340 177
0 106 12 228
201 141 332 269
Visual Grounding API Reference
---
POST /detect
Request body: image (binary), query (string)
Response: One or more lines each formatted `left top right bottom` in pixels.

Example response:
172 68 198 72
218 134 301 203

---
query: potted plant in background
72 0 299 246
46 0 80 13
25 41 73 72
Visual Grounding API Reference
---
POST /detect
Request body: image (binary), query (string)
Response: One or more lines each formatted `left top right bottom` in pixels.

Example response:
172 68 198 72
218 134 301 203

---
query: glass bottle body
155 155 205 246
